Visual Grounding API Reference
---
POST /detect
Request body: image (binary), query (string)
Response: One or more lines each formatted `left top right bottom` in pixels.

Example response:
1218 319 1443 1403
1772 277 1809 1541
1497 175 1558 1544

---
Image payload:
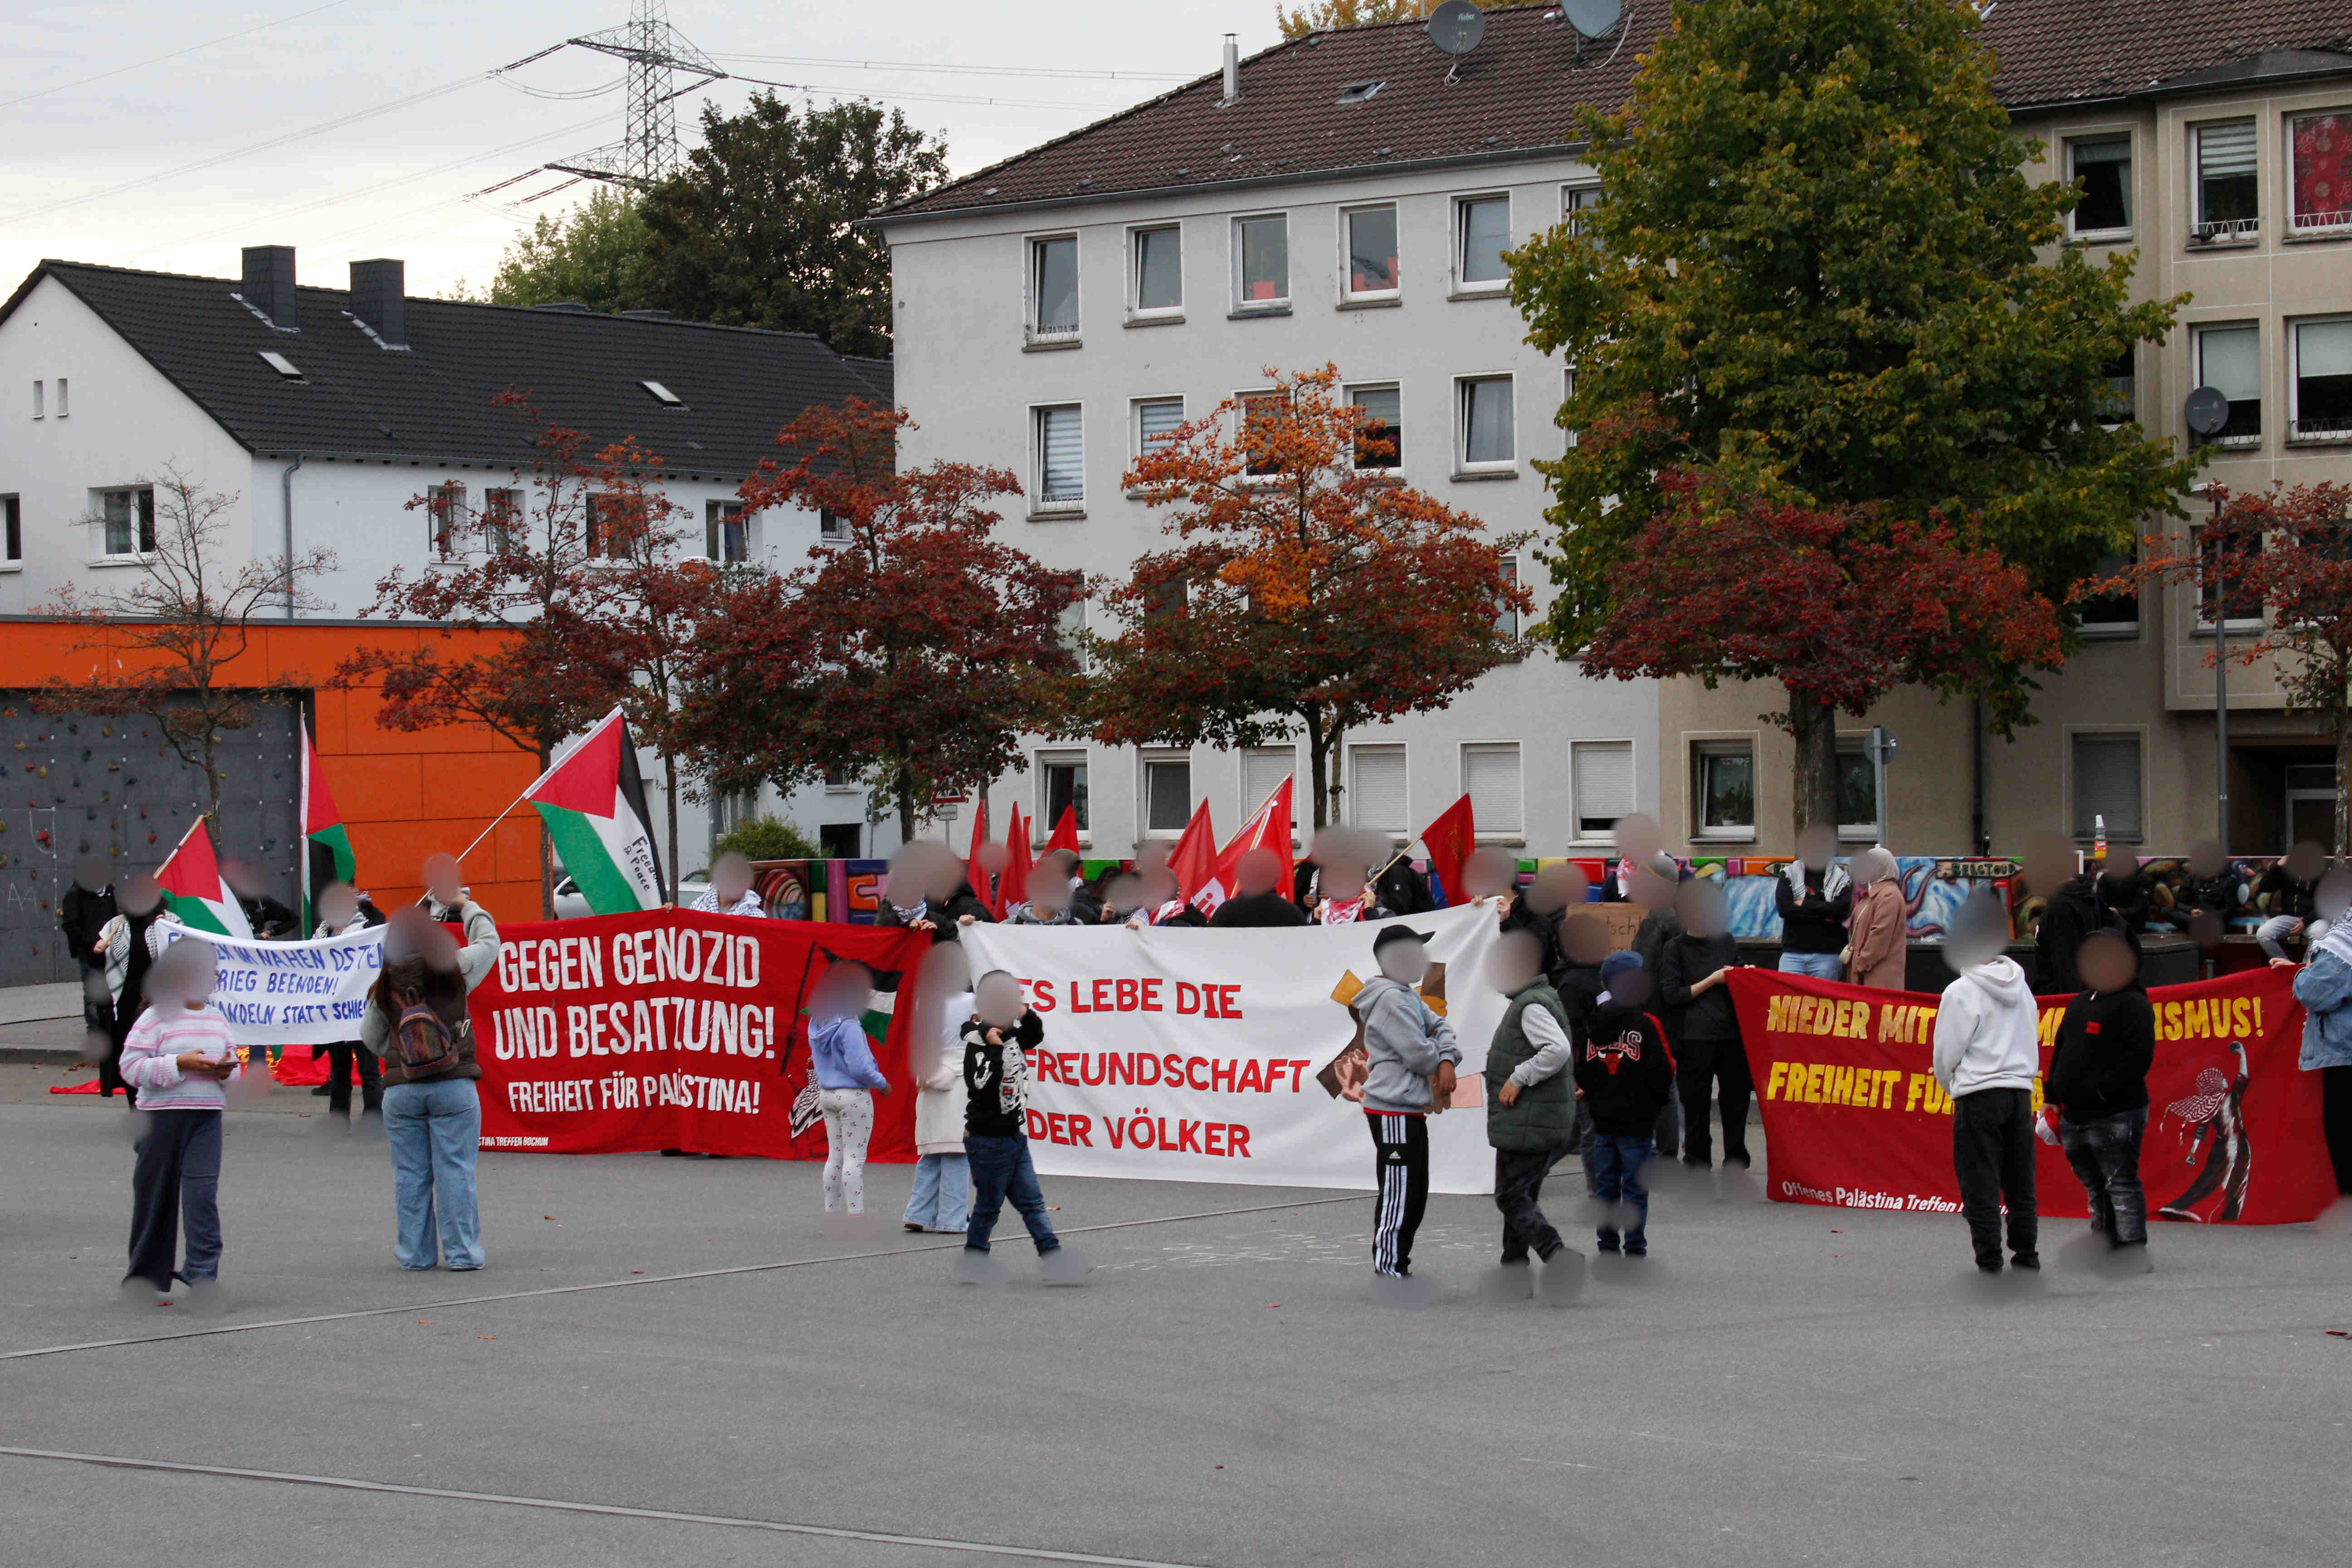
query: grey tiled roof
0 260 892 479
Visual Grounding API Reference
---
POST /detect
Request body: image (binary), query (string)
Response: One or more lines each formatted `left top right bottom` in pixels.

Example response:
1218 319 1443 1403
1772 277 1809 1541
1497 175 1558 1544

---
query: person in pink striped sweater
117 939 241 1303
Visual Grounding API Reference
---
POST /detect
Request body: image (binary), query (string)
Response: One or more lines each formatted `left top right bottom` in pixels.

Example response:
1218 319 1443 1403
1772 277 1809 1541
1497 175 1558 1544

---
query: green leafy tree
1509 0 2199 833
638 94 947 358
710 816 822 863
457 186 650 312
1276 0 1453 38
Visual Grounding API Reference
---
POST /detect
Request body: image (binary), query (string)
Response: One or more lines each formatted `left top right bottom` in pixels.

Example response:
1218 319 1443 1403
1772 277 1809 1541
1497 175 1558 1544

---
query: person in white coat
904 946 973 1234
1932 892 2043 1274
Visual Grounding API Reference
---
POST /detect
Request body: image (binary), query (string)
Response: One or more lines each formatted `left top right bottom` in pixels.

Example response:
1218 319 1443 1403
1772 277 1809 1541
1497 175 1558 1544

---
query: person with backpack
362 897 499 1271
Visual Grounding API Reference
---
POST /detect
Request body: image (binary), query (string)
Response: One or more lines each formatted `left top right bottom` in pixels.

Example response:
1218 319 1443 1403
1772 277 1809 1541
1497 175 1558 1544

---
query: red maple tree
1577 467 2064 837
678 398 1085 844
1092 364 1529 829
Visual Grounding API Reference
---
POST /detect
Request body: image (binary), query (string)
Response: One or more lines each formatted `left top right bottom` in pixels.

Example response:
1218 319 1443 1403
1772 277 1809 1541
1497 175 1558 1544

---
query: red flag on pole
965 797 995 917
1193 776 1294 915
1043 804 1080 859
1420 794 1476 908
1166 799 1218 904
1002 806 1034 914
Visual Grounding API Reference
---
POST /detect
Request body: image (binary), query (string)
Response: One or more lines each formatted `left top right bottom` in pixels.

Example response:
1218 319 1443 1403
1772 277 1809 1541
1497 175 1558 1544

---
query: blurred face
118 873 162 917
1610 966 1653 1008
1377 936 1429 987
1486 929 1541 995
75 858 109 894
811 961 871 1023
1235 848 1282 897
422 854 465 906
2286 840 2327 883
1321 863 1367 902
1132 841 1169 876
318 884 359 928
1561 912 1609 967
385 908 459 970
144 939 216 1010
2079 931 2138 993
921 941 971 999
1462 847 1515 901
1023 869 1070 915
1794 825 1836 874
2024 833 2075 897
1676 879 1727 939
1140 867 1178 907
1526 863 1588 916
2321 868 2352 926
1943 892 2009 974
1102 873 1143 914
1612 813 1661 868
713 852 754 902
977 842 1009 877
975 972 1024 1030
2187 838 2227 880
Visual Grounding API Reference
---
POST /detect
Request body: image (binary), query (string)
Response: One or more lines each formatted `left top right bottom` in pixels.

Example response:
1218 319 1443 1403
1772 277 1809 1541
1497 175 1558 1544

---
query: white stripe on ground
0 1193 1368 1362
0 1447 1216 1567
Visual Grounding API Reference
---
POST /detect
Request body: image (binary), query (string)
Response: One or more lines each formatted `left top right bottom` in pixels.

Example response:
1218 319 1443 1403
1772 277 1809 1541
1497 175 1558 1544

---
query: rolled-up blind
2298 319 2352 379
1463 743 1523 835
1242 748 1294 820
2199 327 2259 401
1572 740 1634 834
2198 120 2257 178
1349 745 1408 833
1038 406 1083 503
1137 397 1184 451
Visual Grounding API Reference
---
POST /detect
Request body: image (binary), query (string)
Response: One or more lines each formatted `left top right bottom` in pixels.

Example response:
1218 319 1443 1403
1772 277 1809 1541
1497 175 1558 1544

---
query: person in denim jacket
2286 911 2352 1196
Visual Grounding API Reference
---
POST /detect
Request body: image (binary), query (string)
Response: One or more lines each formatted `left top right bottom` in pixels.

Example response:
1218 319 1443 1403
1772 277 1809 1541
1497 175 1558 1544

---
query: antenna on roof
1426 0 1486 83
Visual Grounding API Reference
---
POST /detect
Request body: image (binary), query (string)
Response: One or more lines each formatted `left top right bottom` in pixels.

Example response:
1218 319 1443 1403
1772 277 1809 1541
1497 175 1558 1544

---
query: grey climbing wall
0 695 302 989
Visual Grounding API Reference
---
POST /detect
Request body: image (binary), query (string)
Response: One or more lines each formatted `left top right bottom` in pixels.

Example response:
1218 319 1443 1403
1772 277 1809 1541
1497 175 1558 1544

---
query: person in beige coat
1844 848 1910 990
904 983 974 1234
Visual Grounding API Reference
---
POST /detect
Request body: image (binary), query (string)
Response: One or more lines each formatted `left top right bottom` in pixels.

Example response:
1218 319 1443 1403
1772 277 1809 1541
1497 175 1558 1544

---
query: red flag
1003 805 1034 913
965 797 995 917
1194 776 1294 915
1043 804 1080 859
1419 794 1475 908
1166 799 1218 903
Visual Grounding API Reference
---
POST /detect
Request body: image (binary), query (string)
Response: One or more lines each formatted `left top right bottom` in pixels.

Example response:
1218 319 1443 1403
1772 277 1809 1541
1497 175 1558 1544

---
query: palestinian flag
156 819 254 938
527 707 666 915
300 718 354 933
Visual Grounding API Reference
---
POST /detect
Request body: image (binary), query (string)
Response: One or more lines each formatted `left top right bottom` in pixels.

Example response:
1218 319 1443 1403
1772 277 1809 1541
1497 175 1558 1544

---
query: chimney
349 258 407 348
240 245 299 332
1220 34 1240 105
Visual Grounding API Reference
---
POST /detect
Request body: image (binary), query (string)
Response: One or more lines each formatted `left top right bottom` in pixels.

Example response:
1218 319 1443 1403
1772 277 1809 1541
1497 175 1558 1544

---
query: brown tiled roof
877 0 2352 225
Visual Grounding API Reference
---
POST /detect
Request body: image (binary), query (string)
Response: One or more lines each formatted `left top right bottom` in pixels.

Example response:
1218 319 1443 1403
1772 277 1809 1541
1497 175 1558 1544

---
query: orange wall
1 619 546 925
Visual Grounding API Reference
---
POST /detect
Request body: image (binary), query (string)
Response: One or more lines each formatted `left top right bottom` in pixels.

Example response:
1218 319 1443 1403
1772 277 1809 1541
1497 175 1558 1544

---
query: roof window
641 380 683 406
258 351 304 380
1334 79 1385 104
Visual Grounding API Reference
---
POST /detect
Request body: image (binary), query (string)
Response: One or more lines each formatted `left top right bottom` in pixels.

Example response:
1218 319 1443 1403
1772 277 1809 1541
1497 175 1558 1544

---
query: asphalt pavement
3 1069 2348 1568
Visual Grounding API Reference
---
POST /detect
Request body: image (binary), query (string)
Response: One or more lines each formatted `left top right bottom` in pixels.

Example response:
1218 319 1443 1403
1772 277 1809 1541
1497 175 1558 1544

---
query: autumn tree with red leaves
679 399 1084 843
2089 482 2352 853
1093 365 1530 829
1578 468 2066 838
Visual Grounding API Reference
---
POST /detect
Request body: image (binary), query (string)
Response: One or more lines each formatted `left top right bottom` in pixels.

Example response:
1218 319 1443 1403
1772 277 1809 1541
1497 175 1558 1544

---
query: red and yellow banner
1725 966 2337 1225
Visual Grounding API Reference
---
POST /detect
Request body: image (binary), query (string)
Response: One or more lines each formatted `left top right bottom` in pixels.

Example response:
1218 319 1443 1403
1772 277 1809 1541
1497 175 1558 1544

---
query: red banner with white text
1725 966 2338 1225
468 911 930 1159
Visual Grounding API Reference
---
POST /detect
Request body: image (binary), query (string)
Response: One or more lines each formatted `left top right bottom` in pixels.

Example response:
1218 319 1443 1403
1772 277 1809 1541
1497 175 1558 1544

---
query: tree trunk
662 746 681 905
1303 716 1330 831
1787 686 1840 844
895 750 916 849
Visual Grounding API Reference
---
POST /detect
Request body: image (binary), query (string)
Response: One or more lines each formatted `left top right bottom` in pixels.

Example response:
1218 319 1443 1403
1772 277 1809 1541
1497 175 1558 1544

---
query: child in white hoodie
1933 893 2043 1273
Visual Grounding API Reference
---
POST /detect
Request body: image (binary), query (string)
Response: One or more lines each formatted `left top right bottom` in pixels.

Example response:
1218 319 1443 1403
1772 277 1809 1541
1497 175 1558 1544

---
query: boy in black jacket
960 971 1063 1266
1573 952 1677 1256
2044 931 2156 1251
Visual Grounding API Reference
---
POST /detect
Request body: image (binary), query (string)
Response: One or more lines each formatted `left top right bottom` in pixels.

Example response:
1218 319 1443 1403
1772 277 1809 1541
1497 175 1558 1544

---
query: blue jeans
383 1078 485 1270
126 1109 222 1290
904 1152 971 1231
963 1136 1059 1256
1779 951 1844 980
1590 1133 1654 1253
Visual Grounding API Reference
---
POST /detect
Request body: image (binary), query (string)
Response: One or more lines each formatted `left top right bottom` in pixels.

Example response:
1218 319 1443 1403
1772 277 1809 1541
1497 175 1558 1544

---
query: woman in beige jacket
1844 848 1909 989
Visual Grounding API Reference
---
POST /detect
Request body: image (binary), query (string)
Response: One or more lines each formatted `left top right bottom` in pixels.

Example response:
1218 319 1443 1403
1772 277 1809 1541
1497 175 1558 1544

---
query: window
1 494 19 564
1562 367 1579 451
2291 318 2352 441
640 380 683 406
31 379 43 419
1134 396 1184 456
427 483 466 560
1494 557 1520 642
258 350 303 379
1240 391 1284 477
584 494 621 557
2289 111 2352 234
1348 382 1401 470
482 488 521 553
1056 580 1086 658
1029 235 1079 341
2068 135 2132 236
706 500 747 564
1234 214 1288 309
1456 195 1510 289
1034 405 1083 508
1131 225 1182 314
2097 347 2137 425
2194 524 2263 629
1241 747 1294 817
2072 733 2143 842
823 765 856 792
100 486 154 557
1835 738 1878 835
1143 755 1193 834
54 377 67 418
1571 740 1633 842
1457 375 1515 470
2194 324 2261 446
819 507 849 542
2193 119 2259 241
1333 78 1384 104
1462 742 1523 837
1342 204 1398 299
1348 744 1408 835
711 788 756 840
1040 753 1089 834
2079 551 2140 635
1693 742 1754 837
1562 184 1602 235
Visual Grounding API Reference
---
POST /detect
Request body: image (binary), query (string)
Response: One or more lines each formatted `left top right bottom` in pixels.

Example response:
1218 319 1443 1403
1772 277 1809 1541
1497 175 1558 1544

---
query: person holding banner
808 961 889 1217
1355 925 1461 1286
363 899 499 1271
96 874 180 1104
1212 849 1311 928
1933 894 2043 1274
311 882 385 1121
691 852 768 918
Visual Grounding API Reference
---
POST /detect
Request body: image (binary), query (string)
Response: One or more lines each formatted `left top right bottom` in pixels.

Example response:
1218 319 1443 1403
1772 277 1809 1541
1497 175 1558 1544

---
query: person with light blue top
2284 909 2352 1197
808 960 890 1216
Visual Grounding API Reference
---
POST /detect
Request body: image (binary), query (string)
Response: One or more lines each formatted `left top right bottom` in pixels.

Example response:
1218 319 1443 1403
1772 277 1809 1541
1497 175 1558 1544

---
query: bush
710 816 822 863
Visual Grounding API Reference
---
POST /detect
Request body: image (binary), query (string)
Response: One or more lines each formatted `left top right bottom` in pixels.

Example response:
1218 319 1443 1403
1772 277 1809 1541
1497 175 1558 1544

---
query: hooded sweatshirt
2033 878 2106 995
2044 985 2154 1120
1571 998 1675 1136
1931 957 2042 1097
1352 975 1460 1114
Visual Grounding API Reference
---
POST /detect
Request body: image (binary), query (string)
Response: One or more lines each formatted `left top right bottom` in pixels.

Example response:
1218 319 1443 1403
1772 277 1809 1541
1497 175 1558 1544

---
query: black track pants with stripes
1366 1110 1430 1277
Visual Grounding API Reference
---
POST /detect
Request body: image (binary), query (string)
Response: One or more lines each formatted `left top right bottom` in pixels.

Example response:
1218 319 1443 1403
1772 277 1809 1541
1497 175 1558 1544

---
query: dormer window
641 380 683 406
1334 79 1384 104
259 351 303 380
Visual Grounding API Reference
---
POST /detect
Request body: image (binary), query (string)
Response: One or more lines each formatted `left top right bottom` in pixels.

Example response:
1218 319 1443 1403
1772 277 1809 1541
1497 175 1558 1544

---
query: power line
707 52 1190 83
0 0 363 112
728 76 1137 113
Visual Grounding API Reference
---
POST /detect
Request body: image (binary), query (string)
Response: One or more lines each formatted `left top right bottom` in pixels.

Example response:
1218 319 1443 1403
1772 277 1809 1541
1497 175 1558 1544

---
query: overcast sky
0 0 1285 298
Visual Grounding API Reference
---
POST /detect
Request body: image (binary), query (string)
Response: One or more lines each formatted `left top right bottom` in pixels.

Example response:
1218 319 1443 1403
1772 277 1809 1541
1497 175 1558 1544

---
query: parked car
552 874 708 919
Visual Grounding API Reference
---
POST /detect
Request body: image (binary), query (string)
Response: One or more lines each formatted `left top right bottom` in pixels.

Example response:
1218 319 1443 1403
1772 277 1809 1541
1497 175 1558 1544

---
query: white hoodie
1932 957 2042 1096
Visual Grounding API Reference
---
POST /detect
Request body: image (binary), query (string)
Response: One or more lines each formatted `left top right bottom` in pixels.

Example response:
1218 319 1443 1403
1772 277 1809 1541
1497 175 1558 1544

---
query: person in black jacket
960 972 1066 1270
59 859 117 1043
1574 952 1676 1257
1210 849 1309 928
2033 874 2107 994
1658 883 1752 1168
1774 862 1852 980
2044 932 2156 1251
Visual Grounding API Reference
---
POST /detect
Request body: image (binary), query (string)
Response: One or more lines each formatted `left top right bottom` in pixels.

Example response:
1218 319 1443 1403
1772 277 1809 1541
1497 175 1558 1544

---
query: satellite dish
1561 0 1622 39
1426 0 1487 55
2183 385 2230 436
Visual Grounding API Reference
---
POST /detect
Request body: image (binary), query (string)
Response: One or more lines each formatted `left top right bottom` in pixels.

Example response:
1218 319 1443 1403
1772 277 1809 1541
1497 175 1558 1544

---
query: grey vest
1484 980 1578 1152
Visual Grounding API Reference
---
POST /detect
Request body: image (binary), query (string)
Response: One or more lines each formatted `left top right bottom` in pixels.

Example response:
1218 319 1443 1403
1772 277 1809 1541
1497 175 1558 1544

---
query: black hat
1371 925 1435 957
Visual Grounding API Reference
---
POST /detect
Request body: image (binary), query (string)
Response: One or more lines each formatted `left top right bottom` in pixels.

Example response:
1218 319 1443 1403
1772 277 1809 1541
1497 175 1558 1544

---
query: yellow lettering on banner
1917 1006 1937 1042
2037 1008 2063 1049
1813 1001 1837 1037
2185 999 2208 1038
1803 1062 1824 1103
1879 1005 1911 1044
1792 996 1813 1033
2233 997 2253 1038
1848 1003 1868 1039
1766 1061 1789 1100
1905 1072 1928 1112
1768 995 1791 1033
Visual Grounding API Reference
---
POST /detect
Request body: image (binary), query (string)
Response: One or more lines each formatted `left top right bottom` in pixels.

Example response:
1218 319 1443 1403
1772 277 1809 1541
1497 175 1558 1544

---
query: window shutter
1039 407 1083 503
1571 741 1633 833
1463 744 1523 835
1137 398 1184 450
1242 748 1294 818
2299 320 2352 379
2072 735 2143 839
1349 745 1408 833
2198 120 2257 178
2200 329 2260 402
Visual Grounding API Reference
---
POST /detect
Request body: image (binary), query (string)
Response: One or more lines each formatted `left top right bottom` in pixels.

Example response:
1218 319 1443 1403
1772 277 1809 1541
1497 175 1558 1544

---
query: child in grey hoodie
1933 894 2044 1273
1352 924 1462 1279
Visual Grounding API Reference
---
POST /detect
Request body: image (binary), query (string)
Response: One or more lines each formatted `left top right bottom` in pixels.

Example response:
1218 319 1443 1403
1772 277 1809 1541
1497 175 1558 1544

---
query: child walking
960 970 1063 1264
1573 952 1676 1257
807 960 887 1215
1353 925 1461 1284
118 940 239 1300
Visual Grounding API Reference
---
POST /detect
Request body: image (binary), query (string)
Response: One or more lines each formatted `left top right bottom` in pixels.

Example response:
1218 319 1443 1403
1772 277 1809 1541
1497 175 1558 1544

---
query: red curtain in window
2293 113 2352 228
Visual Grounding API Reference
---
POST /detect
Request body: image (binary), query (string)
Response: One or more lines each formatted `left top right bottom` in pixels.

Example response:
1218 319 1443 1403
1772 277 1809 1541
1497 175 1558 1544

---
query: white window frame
93 484 156 562
1453 191 1513 295
2190 118 2261 244
818 506 850 543
2193 322 2263 449
1338 202 1400 304
1127 223 1183 320
1139 750 1195 838
2078 549 2142 639
481 487 523 554
1025 232 1081 345
2288 314 2352 445
427 482 468 562
1236 387 1286 484
1031 403 1084 513
2064 131 2135 241
2190 519 2266 635
1239 745 1297 825
1231 212 1290 313
1494 555 1521 648
1690 736 1758 843
705 499 749 564
2287 109 2352 236
1131 395 1185 460
1832 734 1882 843
1345 380 1402 474
31 380 43 420
1 493 21 569
54 377 67 418
1561 183 1602 235
1037 749 1091 844
1455 372 1516 474
1459 740 1524 841
2066 727 2148 845
1056 580 1087 665
1568 739 1635 847
1347 742 1410 837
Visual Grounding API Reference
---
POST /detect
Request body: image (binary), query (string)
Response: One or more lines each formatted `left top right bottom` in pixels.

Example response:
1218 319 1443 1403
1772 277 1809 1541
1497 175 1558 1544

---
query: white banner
961 902 1507 1195
163 926 386 1046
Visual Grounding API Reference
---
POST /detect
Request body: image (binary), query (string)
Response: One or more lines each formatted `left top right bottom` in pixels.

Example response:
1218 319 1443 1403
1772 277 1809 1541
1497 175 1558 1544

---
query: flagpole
455 706 626 866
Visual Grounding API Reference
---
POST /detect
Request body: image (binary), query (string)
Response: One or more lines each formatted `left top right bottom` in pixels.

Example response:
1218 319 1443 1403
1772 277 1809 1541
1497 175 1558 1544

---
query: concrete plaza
2 1065 2347 1568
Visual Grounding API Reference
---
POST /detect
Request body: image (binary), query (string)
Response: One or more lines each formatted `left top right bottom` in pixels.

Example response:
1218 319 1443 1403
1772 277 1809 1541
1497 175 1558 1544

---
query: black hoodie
1775 872 1852 956
1573 1000 1676 1137
2045 985 2155 1121
2033 878 2106 995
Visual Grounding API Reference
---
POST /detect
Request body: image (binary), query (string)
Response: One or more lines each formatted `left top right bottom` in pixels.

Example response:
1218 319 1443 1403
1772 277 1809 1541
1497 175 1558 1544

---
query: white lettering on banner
495 930 761 994
961 904 1508 1196
162 926 385 1047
